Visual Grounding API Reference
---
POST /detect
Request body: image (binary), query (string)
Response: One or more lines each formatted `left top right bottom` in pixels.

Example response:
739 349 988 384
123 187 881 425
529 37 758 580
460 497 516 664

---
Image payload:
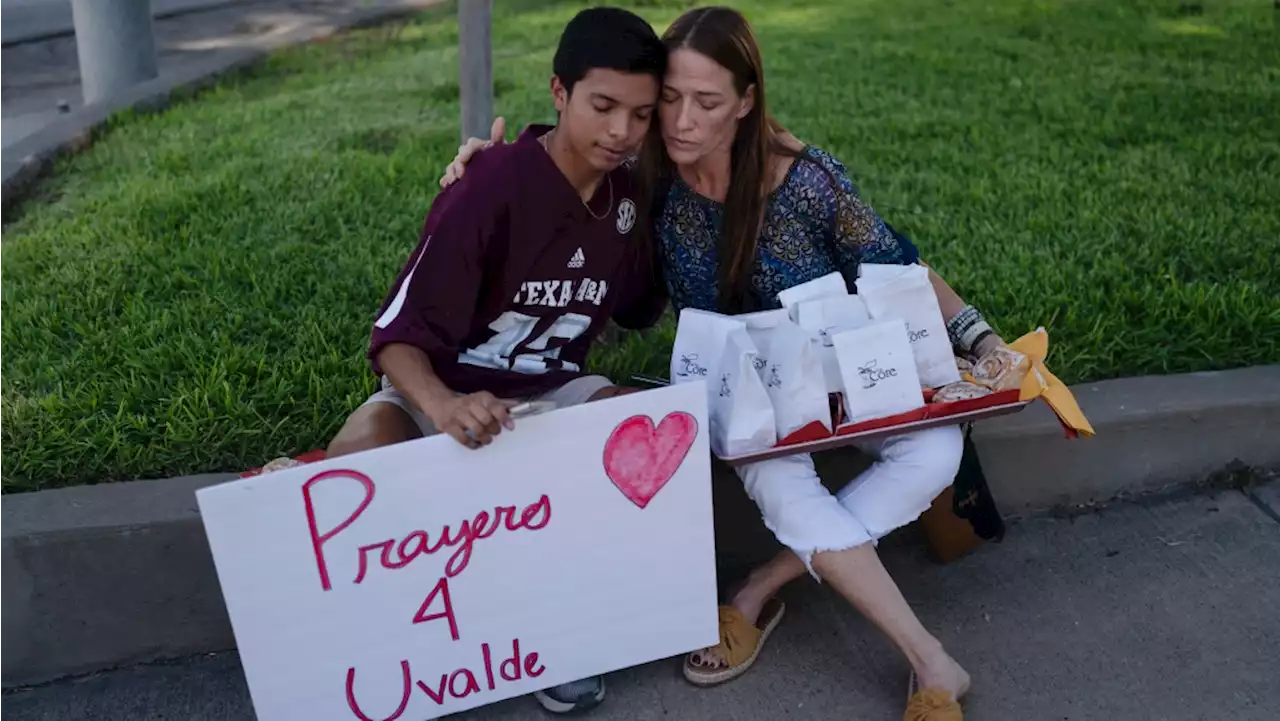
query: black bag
951 424 1005 542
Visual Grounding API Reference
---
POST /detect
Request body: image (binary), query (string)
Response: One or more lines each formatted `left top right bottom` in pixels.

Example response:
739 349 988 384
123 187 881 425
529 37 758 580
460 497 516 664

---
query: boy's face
552 68 659 172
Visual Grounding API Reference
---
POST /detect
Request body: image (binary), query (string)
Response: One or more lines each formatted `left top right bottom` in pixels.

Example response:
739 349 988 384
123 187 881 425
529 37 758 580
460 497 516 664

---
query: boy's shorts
360 374 615 437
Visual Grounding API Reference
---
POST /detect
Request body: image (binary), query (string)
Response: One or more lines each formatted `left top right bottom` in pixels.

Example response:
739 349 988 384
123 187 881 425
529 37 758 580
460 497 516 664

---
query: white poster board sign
197 383 717 721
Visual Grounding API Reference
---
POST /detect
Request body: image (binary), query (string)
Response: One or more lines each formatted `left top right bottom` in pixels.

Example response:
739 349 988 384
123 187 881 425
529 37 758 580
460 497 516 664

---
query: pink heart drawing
602 412 699 509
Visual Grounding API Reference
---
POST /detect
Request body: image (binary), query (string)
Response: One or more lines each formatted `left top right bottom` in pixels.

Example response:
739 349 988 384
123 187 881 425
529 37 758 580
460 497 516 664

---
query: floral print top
656 145 919 313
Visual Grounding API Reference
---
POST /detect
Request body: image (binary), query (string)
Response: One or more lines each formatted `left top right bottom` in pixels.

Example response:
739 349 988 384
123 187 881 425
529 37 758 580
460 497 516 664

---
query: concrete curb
2 473 240 688
3 365 1278 687
0 0 442 213
974 364 1280 513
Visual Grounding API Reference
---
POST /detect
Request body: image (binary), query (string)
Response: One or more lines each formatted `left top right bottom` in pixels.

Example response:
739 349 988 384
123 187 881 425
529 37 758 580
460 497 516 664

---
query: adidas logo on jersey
567 247 586 269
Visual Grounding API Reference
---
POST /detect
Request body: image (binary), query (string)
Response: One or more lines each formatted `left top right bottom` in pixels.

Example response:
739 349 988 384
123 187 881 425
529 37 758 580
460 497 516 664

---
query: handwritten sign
197 383 716 720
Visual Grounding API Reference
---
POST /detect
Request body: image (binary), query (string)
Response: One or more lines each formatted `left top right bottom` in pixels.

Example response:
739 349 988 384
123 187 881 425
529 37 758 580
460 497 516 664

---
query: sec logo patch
616 198 636 234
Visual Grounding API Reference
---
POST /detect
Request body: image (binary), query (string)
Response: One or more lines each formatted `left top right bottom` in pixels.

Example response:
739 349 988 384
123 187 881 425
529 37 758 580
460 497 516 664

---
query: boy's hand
439 117 509 188
428 391 516 449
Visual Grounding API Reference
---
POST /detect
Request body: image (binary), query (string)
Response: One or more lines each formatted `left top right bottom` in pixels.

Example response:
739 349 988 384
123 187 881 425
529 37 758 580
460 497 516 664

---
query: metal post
458 0 493 143
70 0 159 106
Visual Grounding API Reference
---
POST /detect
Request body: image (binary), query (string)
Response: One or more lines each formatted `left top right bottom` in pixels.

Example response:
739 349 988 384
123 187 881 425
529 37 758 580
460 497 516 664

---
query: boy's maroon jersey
368 124 664 398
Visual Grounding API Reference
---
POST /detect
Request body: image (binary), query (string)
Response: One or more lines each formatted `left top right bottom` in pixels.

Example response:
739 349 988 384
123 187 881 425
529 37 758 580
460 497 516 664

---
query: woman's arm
923 263 1004 358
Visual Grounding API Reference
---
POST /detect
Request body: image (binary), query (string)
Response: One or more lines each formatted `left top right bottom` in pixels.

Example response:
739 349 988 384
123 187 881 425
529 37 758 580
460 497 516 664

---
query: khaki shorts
361 374 615 437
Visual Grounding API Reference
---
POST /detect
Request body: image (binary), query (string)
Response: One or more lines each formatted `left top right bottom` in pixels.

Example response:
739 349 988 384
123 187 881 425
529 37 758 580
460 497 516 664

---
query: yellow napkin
1007 328 1095 438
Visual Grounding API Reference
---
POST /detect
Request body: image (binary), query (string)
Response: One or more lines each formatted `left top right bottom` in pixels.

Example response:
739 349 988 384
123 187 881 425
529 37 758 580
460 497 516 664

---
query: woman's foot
726 580 769 626
683 599 786 684
686 574 776 668
905 653 968 721
912 644 970 701
687 551 806 681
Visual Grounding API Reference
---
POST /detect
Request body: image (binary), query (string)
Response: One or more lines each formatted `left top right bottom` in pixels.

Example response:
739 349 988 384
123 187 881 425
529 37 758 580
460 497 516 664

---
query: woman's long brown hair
638 6 798 313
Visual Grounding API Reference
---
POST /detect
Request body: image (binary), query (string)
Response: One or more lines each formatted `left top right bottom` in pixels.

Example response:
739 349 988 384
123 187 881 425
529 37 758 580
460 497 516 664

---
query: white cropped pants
736 425 964 579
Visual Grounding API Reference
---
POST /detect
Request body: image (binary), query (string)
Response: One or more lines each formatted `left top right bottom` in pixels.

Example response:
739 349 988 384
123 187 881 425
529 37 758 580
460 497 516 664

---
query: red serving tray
241 389 1030 473
717 389 1029 466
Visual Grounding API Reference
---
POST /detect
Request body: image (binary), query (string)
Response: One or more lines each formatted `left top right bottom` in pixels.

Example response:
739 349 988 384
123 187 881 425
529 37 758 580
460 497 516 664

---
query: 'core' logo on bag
858 360 899 389
677 354 707 378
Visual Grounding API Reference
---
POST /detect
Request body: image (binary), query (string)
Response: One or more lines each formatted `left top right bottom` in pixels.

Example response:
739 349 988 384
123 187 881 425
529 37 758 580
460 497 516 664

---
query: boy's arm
369 178 514 447
376 344 513 448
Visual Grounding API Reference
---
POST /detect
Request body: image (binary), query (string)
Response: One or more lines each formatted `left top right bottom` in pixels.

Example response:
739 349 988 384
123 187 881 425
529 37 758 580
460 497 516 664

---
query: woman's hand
972 333 1006 359
438 117 510 188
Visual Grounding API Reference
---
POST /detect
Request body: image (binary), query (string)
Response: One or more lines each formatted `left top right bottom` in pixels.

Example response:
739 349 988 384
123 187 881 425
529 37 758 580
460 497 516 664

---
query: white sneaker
533 676 606 714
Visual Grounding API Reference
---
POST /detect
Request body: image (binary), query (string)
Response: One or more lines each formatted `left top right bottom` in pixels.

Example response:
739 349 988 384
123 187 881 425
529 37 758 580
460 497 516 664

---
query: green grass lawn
3 0 1278 491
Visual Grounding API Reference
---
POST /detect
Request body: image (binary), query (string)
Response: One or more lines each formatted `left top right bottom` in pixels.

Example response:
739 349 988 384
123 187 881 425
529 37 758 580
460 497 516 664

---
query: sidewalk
5 485 1277 720
0 0 240 46
1 0 438 150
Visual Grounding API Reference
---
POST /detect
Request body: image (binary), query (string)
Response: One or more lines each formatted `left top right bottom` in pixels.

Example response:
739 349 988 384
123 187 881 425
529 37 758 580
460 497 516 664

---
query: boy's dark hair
553 7 667 94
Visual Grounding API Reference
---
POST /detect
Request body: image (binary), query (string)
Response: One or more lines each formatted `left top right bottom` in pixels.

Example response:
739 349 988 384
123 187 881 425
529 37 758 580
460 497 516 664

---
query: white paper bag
857 265 961 389
777 271 849 321
670 308 744 387
856 262 913 293
737 308 790 376
711 327 778 456
794 294 873 394
737 308 792 330
832 320 926 424
755 319 832 438
671 309 778 456
794 294 872 336
737 307 791 350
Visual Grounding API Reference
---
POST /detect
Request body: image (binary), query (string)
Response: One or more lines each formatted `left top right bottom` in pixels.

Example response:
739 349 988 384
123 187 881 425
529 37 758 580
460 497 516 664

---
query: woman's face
659 48 754 167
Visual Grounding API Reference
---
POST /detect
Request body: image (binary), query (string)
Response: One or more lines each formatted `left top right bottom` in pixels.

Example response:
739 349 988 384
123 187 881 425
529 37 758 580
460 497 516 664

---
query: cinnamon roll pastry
971 346 1031 391
932 381 993 403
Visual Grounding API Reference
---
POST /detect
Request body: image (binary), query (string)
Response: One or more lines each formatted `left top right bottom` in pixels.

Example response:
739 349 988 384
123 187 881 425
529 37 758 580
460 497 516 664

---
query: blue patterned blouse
655 146 919 313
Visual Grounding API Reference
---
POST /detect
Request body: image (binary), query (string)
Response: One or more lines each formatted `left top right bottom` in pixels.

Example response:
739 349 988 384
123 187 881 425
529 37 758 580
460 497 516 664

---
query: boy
325 6 668 715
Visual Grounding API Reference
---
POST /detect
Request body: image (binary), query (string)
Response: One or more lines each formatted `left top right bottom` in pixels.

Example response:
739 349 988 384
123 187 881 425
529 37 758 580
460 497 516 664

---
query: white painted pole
458 0 493 143
70 0 160 106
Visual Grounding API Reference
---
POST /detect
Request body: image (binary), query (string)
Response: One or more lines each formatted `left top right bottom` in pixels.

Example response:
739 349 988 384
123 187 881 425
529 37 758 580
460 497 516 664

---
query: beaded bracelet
946 305 994 355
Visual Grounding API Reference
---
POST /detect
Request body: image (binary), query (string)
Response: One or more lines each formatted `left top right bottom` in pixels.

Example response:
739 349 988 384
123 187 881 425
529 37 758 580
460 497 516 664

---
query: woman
442 7 1004 719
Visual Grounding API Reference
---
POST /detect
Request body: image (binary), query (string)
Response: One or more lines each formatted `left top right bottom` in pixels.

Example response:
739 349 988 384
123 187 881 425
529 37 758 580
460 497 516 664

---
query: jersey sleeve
810 150 920 271
368 177 507 375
